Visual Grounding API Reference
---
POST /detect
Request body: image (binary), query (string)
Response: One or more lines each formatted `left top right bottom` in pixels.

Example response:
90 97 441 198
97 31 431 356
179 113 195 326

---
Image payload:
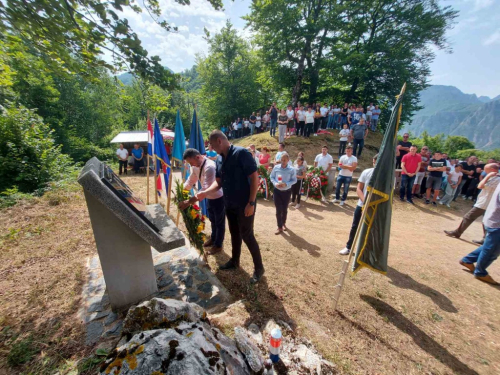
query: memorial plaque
78 157 185 311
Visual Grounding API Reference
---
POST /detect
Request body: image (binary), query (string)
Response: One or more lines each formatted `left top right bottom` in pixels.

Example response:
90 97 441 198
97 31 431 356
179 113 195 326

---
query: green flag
352 84 406 275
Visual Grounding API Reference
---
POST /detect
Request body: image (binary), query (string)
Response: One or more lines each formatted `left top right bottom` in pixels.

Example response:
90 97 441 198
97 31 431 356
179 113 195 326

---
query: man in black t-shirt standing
198 130 265 284
269 102 278 137
396 133 412 169
454 156 476 201
425 151 447 206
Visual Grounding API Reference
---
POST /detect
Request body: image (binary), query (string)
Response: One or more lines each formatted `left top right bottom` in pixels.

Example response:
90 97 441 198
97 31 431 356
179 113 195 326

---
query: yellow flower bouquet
174 180 206 256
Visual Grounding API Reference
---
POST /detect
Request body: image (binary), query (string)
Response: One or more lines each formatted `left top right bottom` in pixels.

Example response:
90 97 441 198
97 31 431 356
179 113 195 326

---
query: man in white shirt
249 144 261 158
445 163 500 243
339 154 378 255
179 148 225 255
314 145 334 202
333 145 358 206
116 143 129 175
320 103 329 130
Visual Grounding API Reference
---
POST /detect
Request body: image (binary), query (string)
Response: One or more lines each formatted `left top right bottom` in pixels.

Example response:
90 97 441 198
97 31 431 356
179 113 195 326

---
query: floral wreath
174 181 207 258
257 165 273 199
303 167 328 201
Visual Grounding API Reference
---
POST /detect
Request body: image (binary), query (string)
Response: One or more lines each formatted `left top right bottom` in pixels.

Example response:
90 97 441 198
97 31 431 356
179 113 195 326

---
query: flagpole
146 111 150 205
146 154 150 204
333 188 375 310
154 153 158 204
176 162 188 226
333 83 406 311
166 165 173 215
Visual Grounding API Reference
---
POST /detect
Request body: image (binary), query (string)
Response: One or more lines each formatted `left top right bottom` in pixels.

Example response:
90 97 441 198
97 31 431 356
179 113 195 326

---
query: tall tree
247 0 457 125
245 0 342 106
197 21 263 130
0 0 223 88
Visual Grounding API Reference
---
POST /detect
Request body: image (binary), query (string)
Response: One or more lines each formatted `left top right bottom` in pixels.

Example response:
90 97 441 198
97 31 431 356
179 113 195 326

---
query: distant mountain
117 72 135 85
408 85 500 150
117 66 174 86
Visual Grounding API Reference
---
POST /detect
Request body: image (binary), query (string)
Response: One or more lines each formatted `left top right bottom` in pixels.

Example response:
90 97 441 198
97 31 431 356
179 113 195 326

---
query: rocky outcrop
101 298 250 375
234 326 264 373
122 298 206 335
101 298 337 374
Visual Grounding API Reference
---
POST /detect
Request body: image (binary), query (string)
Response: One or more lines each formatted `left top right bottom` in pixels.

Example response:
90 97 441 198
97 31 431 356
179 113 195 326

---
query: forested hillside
409 85 500 150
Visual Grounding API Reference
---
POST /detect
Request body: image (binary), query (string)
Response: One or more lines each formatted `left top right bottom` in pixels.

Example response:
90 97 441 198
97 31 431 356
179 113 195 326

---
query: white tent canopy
110 130 175 144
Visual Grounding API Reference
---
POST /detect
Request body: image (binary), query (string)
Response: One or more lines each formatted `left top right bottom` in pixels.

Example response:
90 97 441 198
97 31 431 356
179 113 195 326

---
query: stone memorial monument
78 157 185 311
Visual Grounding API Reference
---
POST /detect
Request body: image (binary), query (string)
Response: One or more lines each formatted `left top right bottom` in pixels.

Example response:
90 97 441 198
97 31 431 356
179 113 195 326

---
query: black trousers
119 160 128 175
466 178 479 199
273 188 292 228
225 206 263 271
314 118 321 133
353 138 364 157
291 180 303 204
321 117 328 129
133 159 144 173
296 121 305 136
207 196 226 247
305 122 314 137
347 205 363 250
338 141 347 157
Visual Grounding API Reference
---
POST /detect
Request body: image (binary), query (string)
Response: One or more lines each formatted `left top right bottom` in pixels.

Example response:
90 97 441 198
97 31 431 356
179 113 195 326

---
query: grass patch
7 336 38 367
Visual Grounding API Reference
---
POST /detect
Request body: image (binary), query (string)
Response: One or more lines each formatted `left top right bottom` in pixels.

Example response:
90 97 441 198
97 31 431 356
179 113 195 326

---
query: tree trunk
346 77 359 103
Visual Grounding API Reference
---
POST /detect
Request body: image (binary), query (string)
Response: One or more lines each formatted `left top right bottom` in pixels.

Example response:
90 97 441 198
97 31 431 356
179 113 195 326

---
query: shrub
0 105 74 194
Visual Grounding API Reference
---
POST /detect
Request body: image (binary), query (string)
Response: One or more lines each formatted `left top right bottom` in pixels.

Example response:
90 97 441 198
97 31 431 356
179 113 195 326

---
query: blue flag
153 118 171 197
188 109 207 215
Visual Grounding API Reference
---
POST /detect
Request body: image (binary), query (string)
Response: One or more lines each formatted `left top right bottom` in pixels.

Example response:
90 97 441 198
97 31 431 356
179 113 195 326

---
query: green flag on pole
352 83 406 275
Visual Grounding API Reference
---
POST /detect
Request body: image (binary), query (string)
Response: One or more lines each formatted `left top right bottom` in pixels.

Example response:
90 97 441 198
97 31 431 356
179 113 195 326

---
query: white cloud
473 0 494 11
483 29 500 45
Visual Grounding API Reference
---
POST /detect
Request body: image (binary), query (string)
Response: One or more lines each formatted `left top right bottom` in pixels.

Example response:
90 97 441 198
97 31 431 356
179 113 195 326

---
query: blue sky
122 0 500 98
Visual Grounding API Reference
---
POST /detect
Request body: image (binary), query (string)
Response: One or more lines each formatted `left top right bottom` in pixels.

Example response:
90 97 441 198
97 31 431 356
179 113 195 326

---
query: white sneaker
439 201 444 205
321 197 328 203
289 201 294 205
446 204 451 208
339 247 350 255
295 204 301 209
340 201 345 206
332 199 340 203
437 196 441 201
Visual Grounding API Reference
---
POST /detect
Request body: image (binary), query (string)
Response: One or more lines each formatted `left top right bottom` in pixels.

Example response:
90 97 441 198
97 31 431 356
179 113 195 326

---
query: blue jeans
462 226 500 277
270 119 277 136
206 196 226 247
399 174 416 201
335 175 352 201
333 114 339 129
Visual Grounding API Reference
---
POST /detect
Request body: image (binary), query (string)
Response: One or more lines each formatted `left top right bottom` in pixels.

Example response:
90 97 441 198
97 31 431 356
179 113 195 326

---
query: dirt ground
0 136 499 374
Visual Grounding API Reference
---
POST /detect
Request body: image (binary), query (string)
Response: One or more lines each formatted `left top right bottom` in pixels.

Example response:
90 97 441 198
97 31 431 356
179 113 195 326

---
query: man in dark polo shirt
197 130 265 284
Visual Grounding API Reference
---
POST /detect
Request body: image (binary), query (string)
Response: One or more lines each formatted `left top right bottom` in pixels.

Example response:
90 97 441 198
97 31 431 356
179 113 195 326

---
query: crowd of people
170 130 500 286
222 102 380 150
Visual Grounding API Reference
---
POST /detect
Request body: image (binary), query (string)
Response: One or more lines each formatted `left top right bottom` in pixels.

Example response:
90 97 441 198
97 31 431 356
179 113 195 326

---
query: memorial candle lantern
269 328 282 363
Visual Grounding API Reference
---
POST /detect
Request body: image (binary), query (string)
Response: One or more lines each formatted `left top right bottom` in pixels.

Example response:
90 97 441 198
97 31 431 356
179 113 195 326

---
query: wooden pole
154 154 158 204
176 162 188 226
146 154 150 204
166 165 173 215
332 188 374 310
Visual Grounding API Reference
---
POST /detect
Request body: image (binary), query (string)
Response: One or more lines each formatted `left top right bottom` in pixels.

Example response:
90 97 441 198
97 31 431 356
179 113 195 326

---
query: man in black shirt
249 112 257 136
454 156 476 201
198 130 265 284
269 102 278 137
396 133 412 169
425 151 447 206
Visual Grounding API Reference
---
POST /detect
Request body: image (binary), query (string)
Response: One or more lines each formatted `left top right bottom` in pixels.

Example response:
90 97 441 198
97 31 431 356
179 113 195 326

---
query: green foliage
0 0 222 89
246 0 458 129
0 105 74 194
455 149 500 162
7 336 38 367
444 136 476 157
197 21 266 130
